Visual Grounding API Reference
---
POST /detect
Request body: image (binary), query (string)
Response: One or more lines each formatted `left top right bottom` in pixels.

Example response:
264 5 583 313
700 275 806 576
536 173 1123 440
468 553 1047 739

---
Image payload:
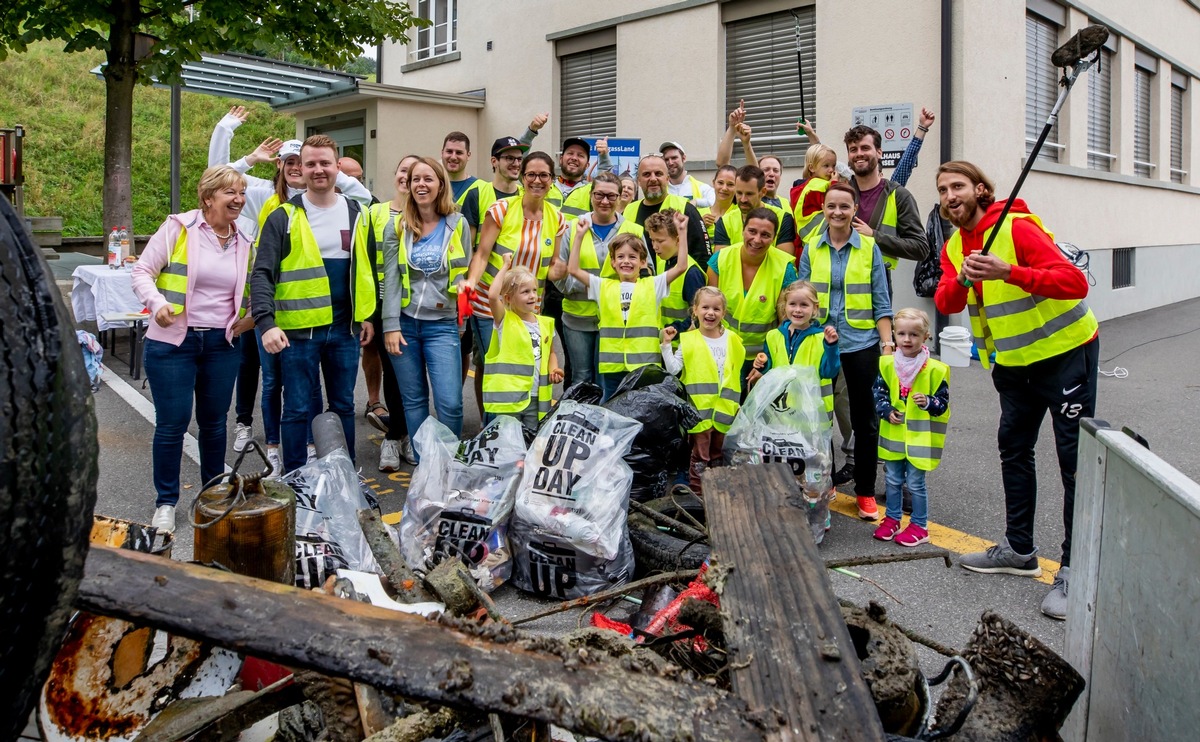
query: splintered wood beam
76 544 765 742
703 464 887 741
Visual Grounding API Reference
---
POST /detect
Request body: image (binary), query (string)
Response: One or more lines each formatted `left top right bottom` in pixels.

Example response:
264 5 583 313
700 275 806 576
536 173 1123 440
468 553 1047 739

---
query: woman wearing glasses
552 172 644 386
462 151 569 366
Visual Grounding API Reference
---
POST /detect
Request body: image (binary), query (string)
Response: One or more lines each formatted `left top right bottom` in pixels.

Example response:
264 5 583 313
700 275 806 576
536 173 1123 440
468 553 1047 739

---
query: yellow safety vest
454 177 484 207
808 234 878 330
482 312 555 419
945 213 1098 370
792 177 830 247
705 203 733 242
560 218 644 321
718 202 789 250
471 182 520 246
764 328 834 424
273 202 376 330
256 193 283 235
480 196 562 297
547 181 593 220
597 277 662 373
656 252 700 330
155 223 250 319
877 356 951 471
680 329 744 434
368 201 396 286
716 244 791 358
874 190 900 270
390 214 471 309
621 194 690 226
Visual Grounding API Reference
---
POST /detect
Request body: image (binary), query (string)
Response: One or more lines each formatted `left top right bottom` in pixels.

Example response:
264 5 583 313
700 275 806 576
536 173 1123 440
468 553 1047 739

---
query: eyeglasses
498 154 522 162
524 172 552 181
592 191 620 202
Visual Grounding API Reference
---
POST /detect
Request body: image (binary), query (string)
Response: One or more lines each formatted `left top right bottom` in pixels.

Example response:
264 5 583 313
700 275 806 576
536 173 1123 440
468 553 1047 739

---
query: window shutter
1170 84 1185 183
1026 13 1061 162
1134 67 1154 178
725 8 816 160
560 46 617 141
1087 50 1114 171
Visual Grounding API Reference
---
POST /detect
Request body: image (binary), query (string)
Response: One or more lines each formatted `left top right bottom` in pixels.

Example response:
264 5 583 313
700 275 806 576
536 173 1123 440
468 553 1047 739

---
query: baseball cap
278 140 303 160
659 141 686 156
561 137 592 156
491 136 530 158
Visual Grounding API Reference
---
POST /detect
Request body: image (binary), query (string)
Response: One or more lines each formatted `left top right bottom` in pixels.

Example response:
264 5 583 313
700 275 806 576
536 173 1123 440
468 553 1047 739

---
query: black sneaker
832 463 855 486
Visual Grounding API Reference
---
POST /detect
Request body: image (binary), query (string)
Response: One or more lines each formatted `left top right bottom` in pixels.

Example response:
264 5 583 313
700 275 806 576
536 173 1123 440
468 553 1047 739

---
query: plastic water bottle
118 226 130 264
107 227 120 267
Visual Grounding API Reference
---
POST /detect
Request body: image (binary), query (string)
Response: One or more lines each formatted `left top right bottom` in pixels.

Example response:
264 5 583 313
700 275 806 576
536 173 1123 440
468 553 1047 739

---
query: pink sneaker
873 516 902 541
895 523 930 547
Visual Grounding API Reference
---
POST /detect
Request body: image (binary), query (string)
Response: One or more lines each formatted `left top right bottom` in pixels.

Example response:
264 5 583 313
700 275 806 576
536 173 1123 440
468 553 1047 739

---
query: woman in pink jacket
131 165 255 534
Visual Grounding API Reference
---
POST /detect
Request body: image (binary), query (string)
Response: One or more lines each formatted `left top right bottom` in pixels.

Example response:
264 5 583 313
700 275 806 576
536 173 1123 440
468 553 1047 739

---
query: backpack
913 204 953 298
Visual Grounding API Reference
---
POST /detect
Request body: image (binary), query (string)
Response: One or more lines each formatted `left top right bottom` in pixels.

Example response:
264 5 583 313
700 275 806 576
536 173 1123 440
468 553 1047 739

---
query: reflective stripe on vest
764 328 834 425
369 201 394 286
808 234 877 330
561 218 644 321
621 194 690 226
719 202 788 249
680 330 744 434
548 181 593 220
874 191 899 270
275 202 376 330
876 355 951 471
717 244 791 358
481 197 561 292
792 177 830 245
482 312 555 418
656 252 701 326
597 277 662 373
945 213 1097 370
154 226 190 313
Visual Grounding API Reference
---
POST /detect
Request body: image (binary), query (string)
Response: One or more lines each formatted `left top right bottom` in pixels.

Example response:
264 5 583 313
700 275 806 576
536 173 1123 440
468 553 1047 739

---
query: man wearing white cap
660 141 715 209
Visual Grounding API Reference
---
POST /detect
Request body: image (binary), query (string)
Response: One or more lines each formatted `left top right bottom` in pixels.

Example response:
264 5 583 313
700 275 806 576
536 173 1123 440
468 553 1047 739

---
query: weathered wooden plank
77 544 766 742
703 464 886 740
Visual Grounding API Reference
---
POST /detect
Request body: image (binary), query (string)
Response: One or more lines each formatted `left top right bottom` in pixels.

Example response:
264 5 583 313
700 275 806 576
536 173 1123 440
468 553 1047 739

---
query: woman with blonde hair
131 165 255 534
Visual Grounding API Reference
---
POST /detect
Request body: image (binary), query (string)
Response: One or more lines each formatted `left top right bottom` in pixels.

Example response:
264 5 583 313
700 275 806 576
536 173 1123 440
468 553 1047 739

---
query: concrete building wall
361 0 1200 321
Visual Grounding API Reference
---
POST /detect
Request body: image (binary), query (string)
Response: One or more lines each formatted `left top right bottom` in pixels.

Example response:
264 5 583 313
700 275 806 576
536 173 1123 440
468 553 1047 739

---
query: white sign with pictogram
851 103 914 169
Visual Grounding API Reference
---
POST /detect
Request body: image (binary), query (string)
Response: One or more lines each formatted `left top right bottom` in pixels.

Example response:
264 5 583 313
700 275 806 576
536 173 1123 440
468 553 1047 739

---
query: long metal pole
169 82 181 214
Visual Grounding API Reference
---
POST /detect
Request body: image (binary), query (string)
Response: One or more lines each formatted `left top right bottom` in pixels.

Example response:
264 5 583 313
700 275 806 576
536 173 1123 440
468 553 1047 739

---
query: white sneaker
379 439 400 472
266 447 282 477
152 505 176 534
399 436 417 466
233 423 252 452
307 444 317 464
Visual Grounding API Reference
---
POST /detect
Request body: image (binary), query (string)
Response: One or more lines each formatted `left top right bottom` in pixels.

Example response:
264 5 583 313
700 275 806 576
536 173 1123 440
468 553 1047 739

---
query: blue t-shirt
450 177 478 202
591 221 617 242
409 217 449 275
323 258 351 328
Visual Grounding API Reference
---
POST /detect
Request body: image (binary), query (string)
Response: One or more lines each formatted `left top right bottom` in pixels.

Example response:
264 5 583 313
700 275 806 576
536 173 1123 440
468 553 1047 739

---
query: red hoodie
934 199 1090 316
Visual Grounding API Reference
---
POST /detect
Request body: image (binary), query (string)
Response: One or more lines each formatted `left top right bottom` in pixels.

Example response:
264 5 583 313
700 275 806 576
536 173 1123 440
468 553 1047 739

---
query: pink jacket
131 209 252 346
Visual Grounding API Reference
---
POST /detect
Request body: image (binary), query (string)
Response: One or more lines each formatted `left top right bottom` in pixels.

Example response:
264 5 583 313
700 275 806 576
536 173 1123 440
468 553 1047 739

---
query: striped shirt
471 198 569 318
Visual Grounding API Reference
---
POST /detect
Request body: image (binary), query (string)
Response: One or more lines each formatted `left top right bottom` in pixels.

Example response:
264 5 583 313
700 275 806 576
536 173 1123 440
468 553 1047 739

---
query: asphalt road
84 295 1200 684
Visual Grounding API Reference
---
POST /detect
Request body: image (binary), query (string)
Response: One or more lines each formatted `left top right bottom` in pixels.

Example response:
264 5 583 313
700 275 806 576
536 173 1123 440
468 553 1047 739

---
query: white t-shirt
302 194 352 260
662 330 730 383
585 274 670 322
668 175 716 209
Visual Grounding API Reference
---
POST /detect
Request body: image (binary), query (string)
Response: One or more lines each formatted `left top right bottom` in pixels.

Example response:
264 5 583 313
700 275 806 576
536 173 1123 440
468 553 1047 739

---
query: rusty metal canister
192 442 296 584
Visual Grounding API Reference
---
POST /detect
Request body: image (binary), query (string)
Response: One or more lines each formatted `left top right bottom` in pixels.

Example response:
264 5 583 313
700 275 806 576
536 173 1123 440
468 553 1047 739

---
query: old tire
628 491 709 574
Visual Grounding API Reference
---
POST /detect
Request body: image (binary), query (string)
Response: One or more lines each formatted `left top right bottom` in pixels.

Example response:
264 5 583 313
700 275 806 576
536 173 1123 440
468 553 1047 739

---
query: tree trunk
103 2 138 234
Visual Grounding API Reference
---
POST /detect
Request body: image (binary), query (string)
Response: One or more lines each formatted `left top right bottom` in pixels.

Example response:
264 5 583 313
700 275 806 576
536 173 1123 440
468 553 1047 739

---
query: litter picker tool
960 24 1109 287
791 10 808 126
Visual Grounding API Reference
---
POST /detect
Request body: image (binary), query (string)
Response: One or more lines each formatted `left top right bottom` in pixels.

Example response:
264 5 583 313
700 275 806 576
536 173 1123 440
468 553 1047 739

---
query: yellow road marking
829 492 1058 584
382 511 402 525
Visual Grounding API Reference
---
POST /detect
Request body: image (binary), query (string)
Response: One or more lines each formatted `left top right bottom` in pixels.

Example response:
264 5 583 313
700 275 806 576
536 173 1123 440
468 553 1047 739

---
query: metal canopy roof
90 52 362 106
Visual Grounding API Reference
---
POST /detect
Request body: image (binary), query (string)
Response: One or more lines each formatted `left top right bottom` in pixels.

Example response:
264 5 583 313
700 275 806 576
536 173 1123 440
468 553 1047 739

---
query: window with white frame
559 46 617 141
1026 10 1062 163
411 0 457 61
1087 49 1114 171
1170 75 1187 184
1133 54 1156 178
725 7 816 160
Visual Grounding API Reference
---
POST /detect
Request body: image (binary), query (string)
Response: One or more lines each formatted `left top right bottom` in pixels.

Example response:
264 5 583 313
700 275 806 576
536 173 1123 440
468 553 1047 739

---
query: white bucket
939 326 972 367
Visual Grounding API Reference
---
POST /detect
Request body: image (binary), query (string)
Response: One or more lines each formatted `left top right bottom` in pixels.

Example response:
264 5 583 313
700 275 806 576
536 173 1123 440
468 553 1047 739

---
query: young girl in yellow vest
791 144 838 251
872 308 950 547
483 256 564 432
567 224 691 401
749 280 841 409
660 287 745 494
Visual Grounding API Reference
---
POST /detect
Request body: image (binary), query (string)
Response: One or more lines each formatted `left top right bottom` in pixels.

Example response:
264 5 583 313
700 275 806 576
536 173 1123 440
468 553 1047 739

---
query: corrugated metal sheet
1026 13 1062 163
1087 50 1114 171
560 46 617 140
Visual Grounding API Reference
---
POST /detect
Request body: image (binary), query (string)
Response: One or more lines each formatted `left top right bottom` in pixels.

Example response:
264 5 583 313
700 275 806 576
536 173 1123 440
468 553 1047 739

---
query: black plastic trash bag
561 380 604 406
603 366 701 502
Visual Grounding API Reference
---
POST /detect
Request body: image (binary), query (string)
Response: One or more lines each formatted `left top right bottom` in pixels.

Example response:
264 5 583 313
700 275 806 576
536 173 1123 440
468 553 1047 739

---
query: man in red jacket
934 161 1099 620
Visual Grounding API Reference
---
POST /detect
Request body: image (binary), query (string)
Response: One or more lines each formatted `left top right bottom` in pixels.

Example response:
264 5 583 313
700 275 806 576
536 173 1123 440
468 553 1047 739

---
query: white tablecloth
72 265 145 331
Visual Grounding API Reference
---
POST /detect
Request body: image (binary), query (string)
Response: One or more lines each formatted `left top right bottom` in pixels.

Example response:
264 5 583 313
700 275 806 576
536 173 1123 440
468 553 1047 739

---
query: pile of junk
33 367 1086 742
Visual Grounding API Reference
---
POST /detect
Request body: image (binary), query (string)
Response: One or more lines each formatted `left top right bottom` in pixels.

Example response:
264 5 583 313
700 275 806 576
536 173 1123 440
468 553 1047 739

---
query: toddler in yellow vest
567 222 690 401
483 256 563 432
872 308 951 547
661 287 745 494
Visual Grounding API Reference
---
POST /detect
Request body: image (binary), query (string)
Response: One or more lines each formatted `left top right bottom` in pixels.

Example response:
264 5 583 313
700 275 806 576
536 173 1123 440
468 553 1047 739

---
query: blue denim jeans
884 459 929 527
144 330 240 507
278 325 360 473
599 371 628 403
234 331 260 425
562 326 599 387
256 328 322 447
389 315 463 458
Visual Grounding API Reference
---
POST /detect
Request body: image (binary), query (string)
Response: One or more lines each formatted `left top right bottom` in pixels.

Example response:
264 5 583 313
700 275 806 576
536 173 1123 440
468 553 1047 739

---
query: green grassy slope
0 41 295 235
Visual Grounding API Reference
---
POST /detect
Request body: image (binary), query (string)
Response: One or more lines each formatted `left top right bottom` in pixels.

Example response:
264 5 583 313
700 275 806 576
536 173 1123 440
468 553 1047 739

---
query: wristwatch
881 341 896 349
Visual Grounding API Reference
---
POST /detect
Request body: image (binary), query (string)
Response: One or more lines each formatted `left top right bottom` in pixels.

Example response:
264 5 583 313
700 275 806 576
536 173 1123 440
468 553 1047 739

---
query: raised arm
716 101 745 168
488 253 514 322
566 217 593 286
208 106 247 168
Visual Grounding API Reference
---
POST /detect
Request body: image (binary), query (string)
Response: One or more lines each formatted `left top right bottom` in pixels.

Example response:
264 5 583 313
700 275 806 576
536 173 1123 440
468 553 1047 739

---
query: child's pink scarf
894 345 929 400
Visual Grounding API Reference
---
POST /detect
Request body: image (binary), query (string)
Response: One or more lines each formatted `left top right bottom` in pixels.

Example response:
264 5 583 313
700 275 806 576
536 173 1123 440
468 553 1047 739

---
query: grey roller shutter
1026 13 1061 162
1170 83 1185 183
1087 50 1114 171
1134 67 1153 178
725 7 816 160
560 46 617 141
